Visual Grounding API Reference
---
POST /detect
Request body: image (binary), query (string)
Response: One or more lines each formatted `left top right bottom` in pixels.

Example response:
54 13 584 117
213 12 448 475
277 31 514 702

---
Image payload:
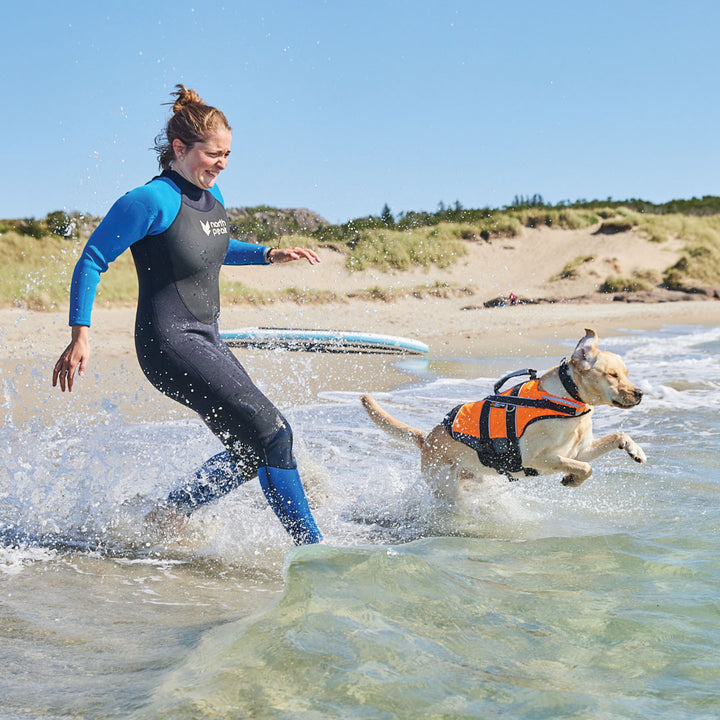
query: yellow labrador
361 329 646 501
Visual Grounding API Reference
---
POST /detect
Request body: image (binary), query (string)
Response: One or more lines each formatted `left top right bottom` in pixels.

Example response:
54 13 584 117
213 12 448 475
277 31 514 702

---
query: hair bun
155 83 231 170
171 84 204 113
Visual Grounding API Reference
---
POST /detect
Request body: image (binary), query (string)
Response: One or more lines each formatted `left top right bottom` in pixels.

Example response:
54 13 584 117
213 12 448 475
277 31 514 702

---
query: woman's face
172 128 232 189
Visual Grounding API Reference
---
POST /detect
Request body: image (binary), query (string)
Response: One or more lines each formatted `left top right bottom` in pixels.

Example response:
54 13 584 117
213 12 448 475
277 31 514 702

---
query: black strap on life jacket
468 383 530 479
482 390 586 416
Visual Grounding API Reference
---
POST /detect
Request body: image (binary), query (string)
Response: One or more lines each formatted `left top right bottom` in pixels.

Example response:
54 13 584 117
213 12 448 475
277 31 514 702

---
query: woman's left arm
224 238 270 265
224 239 320 266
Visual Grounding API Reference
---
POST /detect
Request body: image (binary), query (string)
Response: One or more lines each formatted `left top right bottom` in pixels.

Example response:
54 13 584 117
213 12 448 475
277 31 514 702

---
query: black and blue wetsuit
70 170 322 544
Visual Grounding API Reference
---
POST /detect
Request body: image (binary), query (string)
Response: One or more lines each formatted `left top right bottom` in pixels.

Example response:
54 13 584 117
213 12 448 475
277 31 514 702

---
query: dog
360 329 646 501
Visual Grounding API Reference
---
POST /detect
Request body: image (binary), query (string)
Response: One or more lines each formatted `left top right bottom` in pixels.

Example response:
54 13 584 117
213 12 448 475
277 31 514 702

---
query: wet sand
2 296 717 426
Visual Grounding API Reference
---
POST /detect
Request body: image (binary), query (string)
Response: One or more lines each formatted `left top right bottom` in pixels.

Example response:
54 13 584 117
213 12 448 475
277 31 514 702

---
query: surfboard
220 327 429 355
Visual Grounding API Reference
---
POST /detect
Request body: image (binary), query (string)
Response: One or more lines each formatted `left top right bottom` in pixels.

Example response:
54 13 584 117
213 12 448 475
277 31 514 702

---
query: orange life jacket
442 373 590 478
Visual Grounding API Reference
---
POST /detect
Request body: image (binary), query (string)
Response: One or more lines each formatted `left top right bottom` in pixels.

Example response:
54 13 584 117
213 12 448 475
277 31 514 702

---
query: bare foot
143 504 190 537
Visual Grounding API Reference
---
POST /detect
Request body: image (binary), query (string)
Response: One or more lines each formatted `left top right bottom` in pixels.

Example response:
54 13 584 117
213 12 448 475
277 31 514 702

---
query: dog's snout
615 385 643 408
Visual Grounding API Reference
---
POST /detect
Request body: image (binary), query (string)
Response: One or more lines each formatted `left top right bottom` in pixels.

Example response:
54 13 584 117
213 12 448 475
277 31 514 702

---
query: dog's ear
571 328 598 369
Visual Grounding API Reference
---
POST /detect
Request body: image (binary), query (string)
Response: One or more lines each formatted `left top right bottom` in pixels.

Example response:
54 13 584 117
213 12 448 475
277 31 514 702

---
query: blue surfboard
220 327 429 355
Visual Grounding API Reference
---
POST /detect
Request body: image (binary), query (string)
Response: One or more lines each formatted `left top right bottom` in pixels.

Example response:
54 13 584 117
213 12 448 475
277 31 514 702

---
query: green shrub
599 275 653 293
16 218 46 238
4 194 720 311
46 211 80 238
595 220 635 234
663 241 720 287
554 255 596 280
477 214 523 239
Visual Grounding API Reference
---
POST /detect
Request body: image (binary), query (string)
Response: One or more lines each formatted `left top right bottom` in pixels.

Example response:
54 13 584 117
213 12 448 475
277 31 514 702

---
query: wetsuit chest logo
201 218 228 237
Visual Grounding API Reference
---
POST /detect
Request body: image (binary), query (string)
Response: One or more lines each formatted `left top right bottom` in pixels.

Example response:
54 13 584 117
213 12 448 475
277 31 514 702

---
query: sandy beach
1 224 717 422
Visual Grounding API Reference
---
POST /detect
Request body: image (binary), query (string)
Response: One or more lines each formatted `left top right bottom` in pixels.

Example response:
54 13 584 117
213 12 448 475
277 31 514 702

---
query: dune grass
510 207 601 230
598 270 659 293
0 232 76 310
541 208 720 289
3 199 720 311
343 224 467 272
632 214 720 287
277 223 468 272
553 255 596 280
0 231 137 310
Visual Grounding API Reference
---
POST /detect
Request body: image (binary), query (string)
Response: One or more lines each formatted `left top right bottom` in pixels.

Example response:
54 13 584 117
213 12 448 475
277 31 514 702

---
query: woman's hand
53 325 91 393
268 247 320 265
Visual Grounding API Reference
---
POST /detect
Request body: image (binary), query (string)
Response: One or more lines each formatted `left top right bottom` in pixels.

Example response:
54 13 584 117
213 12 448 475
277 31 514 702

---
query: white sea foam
1 325 717 561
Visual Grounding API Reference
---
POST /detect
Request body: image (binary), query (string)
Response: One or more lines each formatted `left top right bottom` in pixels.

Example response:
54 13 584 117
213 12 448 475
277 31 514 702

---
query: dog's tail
360 394 426 449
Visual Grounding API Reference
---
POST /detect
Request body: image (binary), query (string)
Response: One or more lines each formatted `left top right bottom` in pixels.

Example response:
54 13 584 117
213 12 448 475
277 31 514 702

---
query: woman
53 85 323 545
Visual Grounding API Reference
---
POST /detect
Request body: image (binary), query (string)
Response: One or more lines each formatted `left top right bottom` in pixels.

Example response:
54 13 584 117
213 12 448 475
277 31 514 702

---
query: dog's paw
561 474 584 487
621 437 646 464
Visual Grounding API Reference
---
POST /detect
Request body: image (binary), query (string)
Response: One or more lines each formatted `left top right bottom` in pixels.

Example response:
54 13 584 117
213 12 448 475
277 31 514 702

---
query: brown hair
154 84 232 170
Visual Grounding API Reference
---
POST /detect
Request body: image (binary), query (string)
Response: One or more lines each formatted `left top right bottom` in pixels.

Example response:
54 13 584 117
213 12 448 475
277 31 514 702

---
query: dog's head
569 328 643 408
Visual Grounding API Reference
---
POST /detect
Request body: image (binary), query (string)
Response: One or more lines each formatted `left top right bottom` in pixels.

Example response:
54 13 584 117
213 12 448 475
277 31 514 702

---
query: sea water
1 325 719 719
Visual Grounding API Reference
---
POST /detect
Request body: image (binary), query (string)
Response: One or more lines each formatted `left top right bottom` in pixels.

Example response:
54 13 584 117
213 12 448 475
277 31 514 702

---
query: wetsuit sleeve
224 238 269 265
68 185 177 326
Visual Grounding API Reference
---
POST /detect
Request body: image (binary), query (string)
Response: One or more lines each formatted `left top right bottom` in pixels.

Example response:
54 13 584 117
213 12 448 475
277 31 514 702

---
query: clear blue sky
4 1 719 224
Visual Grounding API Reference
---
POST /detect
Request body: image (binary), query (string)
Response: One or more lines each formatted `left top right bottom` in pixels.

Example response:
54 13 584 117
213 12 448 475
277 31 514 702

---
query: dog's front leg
576 432 647 465
528 455 593 487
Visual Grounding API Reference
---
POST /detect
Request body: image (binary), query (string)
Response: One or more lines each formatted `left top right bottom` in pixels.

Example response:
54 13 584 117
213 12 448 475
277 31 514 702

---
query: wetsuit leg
168 456 323 544
137 317 322 541
259 467 323 545
137 317 295 468
166 451 248 513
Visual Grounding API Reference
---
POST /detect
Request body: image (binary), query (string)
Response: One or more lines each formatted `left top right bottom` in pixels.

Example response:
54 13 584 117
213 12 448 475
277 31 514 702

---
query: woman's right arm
69 191 161 326
53 186 168 393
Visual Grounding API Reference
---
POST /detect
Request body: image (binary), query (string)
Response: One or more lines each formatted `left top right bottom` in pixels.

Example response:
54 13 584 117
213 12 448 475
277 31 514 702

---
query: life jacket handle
493 368 537 394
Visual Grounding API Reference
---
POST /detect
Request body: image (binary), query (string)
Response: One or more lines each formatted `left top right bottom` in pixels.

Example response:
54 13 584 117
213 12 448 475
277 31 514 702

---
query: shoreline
3 298 718 361
1 299 717 426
